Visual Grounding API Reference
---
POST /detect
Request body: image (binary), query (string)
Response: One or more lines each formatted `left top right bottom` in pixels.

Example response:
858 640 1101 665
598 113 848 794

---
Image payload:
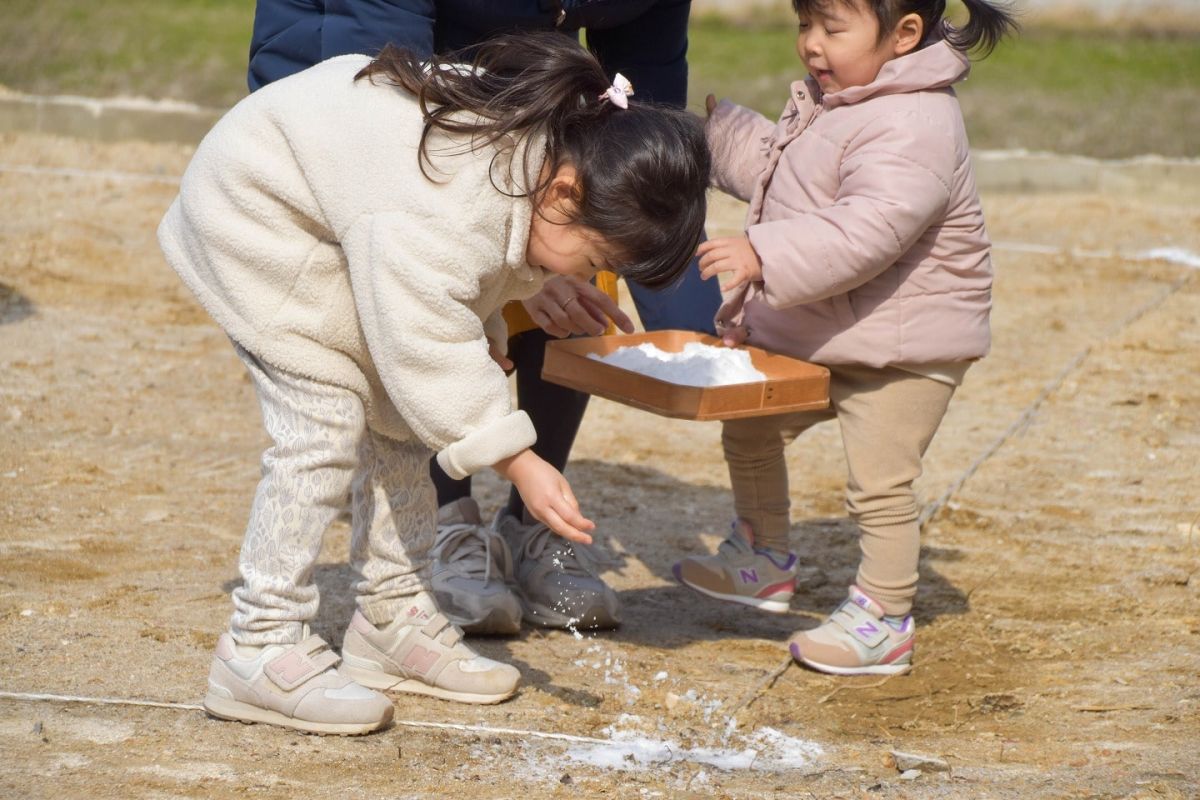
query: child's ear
892 12 924 56
548 164 581 207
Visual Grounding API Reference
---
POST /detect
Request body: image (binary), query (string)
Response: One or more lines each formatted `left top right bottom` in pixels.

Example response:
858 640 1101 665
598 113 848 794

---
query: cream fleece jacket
158 55 548 479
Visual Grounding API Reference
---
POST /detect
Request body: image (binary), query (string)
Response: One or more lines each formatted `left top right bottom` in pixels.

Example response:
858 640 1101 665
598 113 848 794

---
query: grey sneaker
203 631 393 735
432 498 522 635
339 592 520 704
494 512 620 630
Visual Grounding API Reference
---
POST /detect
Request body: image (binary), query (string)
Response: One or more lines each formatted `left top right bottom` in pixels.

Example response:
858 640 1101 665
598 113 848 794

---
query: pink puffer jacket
707 39 991 368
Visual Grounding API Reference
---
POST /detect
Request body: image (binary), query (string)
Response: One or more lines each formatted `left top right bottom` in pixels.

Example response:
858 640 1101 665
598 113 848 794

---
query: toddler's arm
705 98 775 202
750 112 958 308
493 449 595 545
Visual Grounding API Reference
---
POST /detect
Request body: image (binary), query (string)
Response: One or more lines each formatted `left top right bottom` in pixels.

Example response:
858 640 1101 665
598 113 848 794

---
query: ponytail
947 0 1019 57
356 32 710 290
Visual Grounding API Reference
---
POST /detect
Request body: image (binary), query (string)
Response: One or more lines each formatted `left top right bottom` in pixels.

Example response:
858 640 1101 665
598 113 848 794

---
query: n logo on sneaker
739 569 759 584
401 646 440 678
854 621 880 639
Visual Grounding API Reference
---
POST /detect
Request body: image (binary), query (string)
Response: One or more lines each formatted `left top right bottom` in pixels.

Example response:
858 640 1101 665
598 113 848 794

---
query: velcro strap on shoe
264 636 340 691
420 613 456 641
834 603 889 648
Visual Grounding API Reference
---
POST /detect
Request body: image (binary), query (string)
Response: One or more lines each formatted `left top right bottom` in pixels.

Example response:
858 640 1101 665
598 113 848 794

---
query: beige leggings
722 364 955 616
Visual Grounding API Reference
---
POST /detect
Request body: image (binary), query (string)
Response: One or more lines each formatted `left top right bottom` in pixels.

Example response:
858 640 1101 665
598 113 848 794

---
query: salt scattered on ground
557 715 824 772
588 342 765 387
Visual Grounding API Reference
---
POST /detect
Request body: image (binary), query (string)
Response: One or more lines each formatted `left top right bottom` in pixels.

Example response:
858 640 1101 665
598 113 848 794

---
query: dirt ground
0 131 1197 799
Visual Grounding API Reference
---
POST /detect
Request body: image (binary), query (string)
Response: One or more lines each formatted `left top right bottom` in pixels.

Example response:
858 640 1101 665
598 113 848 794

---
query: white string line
918 260 1195 528
0 163 180 185
0 690 617 745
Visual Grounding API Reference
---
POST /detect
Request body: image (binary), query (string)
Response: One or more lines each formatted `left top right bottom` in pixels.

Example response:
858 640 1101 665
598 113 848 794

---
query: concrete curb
2 91 1198 198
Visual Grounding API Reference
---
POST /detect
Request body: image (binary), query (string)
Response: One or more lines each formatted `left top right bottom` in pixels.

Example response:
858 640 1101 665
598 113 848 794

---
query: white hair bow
599 73 635 109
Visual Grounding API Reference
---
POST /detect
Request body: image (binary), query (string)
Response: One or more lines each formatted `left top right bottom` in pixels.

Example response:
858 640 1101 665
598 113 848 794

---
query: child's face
525 216 609 281
526 162 613 281
796 0 898 93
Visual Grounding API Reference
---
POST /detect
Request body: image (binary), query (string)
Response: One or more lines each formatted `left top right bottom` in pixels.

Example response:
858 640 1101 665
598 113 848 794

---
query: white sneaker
339 592 520 704
431 498 522 635
203 631 393 735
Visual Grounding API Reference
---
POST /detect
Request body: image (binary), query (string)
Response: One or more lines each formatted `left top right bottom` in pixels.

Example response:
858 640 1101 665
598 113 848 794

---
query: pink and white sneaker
788 586 914 675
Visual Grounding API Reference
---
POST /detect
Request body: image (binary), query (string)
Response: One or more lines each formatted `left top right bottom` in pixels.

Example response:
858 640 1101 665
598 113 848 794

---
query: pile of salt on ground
588 342 766 387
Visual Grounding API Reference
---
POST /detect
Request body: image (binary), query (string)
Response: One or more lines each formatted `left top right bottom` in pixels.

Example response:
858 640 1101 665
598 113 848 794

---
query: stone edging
2 91 1197 197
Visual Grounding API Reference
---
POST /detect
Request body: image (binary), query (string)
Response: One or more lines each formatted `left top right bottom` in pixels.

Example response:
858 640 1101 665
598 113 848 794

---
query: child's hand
697 236 763 291
493 449 595 545
522 276 635 338
487 340 513 372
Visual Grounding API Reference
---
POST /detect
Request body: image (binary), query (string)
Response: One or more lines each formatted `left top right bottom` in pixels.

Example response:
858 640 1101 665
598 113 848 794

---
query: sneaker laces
434 522 512 585
518 521 614 579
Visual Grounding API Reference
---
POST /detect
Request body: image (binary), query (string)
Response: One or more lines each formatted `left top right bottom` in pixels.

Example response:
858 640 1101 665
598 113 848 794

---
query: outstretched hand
697 236 763 291
493 449 595 545
522 276 635 339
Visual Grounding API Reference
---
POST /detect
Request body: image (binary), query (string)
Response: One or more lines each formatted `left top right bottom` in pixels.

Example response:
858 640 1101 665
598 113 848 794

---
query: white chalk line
0 689 617 746
919 247 1196 527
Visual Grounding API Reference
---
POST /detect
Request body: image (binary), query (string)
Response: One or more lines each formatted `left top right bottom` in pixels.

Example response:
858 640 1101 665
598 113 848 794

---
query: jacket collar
815 39 970 109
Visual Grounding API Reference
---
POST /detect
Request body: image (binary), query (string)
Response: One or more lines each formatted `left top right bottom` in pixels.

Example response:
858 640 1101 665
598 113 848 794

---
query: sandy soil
1 131 1198 799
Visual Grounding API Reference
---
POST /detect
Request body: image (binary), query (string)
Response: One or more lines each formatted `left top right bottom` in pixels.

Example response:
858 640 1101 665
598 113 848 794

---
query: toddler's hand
493 449 595 545
697 236 763 291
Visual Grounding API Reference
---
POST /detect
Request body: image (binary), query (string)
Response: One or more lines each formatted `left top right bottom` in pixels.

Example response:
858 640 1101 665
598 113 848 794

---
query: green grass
0 1 1197 157
0 0 252 107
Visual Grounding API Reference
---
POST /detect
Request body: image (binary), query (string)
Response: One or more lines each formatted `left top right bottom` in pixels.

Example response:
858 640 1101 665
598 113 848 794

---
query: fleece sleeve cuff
435 409 536 480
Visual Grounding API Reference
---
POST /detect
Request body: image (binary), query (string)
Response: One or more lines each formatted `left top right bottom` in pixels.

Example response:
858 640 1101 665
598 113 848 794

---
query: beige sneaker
203 632 393 735
339 593 520 704
788 586 915 675
673 520 799 613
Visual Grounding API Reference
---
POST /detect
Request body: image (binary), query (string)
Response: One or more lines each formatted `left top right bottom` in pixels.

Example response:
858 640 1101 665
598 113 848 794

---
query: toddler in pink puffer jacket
674 0 1018 675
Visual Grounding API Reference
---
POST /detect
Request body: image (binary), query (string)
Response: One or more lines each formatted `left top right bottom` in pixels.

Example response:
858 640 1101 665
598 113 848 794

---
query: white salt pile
588 342 766 387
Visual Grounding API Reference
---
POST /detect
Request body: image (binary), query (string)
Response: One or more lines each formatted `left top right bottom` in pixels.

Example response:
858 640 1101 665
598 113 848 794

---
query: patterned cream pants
230 344 435 645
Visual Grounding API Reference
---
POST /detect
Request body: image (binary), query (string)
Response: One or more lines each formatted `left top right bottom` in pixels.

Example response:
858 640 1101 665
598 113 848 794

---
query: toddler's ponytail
358 32 710 290
949 0 1019 57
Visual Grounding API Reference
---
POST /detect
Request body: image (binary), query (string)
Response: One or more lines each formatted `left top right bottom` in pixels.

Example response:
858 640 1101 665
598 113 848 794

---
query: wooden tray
542 330 830 421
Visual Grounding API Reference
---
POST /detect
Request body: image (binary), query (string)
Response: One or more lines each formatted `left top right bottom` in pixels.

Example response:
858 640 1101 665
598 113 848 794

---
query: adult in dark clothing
246 0 721 634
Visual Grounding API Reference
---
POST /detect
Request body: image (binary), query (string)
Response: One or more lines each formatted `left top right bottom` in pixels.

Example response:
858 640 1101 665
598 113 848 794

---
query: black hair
792 0 1019 58
356 32 710 290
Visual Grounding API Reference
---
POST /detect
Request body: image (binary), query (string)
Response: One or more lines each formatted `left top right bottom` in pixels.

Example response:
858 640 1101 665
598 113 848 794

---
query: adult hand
493 449 595 545
697 236 763 292
522 276 635 339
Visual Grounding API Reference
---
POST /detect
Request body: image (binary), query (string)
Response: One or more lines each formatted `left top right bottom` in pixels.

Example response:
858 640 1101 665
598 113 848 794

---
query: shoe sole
340 664 517 705
788 643 913 676
202 693 392 735
519 596 620 630
673 566 792 614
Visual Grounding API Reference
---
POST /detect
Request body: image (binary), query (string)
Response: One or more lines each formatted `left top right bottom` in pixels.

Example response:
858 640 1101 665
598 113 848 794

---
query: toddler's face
796 0 896 94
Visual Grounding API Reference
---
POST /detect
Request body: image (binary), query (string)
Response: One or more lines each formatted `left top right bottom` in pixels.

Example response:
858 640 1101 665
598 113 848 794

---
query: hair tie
599 73 635 109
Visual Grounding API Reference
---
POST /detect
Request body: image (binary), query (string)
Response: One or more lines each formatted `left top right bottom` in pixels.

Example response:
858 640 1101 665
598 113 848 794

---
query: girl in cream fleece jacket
159 33 709 734
673 0 1017 677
